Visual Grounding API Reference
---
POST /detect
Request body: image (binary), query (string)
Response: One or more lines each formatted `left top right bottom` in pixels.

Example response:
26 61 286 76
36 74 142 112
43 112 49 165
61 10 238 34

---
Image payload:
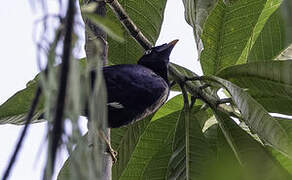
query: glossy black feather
103 65 169 127
90 40 178 128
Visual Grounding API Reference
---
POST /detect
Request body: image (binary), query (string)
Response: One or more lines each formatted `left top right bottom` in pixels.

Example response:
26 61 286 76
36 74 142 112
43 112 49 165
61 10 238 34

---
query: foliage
1 0 292 179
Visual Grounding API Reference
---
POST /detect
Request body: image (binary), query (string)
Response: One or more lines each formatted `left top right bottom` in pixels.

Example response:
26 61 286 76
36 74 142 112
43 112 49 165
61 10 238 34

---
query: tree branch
105 0 152 50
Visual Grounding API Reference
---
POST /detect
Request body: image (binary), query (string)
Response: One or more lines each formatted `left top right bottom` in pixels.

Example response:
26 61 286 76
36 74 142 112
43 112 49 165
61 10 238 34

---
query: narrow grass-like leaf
205 76 292 158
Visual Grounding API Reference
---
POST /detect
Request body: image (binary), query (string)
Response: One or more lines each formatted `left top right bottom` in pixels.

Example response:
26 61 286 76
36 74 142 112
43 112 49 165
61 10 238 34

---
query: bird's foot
99 131 118 164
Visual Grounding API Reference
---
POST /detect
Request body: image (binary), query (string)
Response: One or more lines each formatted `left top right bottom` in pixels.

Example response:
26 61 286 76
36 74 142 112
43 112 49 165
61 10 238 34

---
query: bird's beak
167 39 179 49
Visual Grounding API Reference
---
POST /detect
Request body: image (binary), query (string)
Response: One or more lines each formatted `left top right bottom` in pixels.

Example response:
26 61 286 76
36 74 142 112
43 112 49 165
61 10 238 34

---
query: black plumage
91 40 178 128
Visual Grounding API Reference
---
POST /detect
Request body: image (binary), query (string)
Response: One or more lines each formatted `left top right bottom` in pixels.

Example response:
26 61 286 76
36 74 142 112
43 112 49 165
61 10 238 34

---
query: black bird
90 40 178 128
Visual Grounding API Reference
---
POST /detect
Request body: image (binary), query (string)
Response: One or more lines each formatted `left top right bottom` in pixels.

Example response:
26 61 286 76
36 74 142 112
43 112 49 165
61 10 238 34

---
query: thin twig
2 86 42 180
50 0 75 174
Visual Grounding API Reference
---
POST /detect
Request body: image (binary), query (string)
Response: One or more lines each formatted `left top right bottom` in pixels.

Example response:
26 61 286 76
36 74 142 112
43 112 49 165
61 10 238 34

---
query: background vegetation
1 0 292 179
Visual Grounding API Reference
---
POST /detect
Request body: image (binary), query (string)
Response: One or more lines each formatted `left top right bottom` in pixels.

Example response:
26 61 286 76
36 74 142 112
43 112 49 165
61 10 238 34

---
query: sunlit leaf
184 0 282 75
248 0 292 61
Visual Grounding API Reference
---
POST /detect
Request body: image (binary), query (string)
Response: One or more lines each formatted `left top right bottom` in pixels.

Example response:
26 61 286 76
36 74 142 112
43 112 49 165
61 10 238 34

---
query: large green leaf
269 117 292 174
116 111 180 180
204 76 292 158
217 60 292 115
167 106 214 179
182 0 218 54
106 0 167 65
214 110 292 180
0 59 87 125
248 0 292 61
111 94 184 179
184 0 282 75
140 136 173 180
203 124 245 180
0 74 44 125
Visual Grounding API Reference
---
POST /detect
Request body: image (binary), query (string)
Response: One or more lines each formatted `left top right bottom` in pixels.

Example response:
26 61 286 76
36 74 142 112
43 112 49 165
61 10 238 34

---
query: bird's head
138 39 178 81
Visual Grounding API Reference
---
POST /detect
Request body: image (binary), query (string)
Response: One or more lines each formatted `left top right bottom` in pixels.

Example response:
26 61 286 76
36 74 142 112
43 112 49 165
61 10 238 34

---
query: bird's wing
102 64 167 110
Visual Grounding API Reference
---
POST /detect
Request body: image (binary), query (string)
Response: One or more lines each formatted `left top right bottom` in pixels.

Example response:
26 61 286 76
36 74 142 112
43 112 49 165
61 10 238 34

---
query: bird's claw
99 130 118 164
107 146 118 164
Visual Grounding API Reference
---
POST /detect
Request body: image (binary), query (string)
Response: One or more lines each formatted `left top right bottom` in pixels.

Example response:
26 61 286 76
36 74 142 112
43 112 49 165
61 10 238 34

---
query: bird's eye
144 49 152 55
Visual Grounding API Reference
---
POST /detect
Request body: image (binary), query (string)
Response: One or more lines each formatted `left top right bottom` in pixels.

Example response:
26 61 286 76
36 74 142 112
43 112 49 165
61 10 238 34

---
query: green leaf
182 0 218 54
82 3 124 42
214 110 292 180
184 0 282 75
204 124 245 180
167 106 214 179
0 59 87 125
117 111 180 180
111 94 184 179
269 117 292 175
217 60 292 115
0 76 44 125
106 0 167 65
204 75 292 158
140 136 173 180
248 0 292 61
